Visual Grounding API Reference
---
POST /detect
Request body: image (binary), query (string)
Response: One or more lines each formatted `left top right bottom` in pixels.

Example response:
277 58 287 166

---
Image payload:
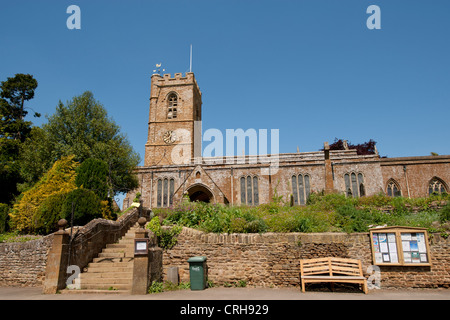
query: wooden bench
300 257 368 294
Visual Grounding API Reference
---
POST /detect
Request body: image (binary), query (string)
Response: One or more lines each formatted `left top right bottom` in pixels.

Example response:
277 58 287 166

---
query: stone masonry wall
163 227 450 289
0 235 53 287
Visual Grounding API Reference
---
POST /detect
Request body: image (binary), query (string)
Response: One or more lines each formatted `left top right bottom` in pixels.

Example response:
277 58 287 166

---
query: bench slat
302 276 366 280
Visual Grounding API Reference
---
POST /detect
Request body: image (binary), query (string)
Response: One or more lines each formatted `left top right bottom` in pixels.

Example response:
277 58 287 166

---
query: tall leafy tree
19 91 140 195
75 158 110 200
0 74 38 204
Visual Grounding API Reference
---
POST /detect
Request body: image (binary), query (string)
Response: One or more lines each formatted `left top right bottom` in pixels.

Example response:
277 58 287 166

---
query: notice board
369 226 431 266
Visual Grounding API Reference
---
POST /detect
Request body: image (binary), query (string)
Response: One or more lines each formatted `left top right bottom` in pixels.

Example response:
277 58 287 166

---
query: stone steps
63 224 140 294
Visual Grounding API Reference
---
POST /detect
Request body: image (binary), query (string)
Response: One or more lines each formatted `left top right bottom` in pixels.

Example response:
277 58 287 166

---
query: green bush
62 188 102 226
440 203 450 222
155 192 447 234
147 216 182 250
33 192 68 234
334 204 382 233
148 281 164 294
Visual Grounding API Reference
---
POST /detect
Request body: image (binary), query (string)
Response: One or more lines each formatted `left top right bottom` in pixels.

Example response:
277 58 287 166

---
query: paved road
0 286 449 300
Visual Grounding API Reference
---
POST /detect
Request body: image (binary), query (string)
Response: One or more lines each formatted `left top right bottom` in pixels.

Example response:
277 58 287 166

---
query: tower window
167 93 178 119
292 174 311 205
344 172 365 198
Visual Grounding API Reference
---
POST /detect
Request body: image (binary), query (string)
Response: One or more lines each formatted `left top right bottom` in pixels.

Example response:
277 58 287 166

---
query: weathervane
153 63 165 75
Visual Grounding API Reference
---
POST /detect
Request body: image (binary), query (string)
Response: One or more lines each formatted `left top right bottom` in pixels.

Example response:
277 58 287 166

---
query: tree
17 127 55 191
0 74 38 204
323 138 377 155
75 158 110 200
0 73 39 141
19 91 140 195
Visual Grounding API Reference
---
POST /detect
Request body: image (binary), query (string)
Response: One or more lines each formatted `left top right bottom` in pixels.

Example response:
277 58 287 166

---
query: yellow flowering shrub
10 155 79 233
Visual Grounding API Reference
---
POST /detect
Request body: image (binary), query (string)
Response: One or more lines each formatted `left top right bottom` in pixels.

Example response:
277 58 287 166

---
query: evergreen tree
0 74 38 204
75 158 110 200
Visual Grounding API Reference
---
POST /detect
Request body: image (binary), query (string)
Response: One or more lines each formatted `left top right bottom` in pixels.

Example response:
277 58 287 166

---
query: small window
428 177 447 196
241 175 259 205
292 174 311 205
167 93 178 119
344 172 365 198
387 180 401 197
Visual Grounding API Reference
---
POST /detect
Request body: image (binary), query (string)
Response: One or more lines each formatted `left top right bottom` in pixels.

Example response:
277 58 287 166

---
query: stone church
124 72 450 209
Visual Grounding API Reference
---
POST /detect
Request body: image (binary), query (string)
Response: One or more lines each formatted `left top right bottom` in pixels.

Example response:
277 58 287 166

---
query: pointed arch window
344 172 365 198
292 174 311 205
387 179 402 197
156 178 175 207
167 93 178 119
428 177 447 196
240 175 259 205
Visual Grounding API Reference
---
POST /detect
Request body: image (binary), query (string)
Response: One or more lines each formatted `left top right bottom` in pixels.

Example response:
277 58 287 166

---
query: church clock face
163 130 177 144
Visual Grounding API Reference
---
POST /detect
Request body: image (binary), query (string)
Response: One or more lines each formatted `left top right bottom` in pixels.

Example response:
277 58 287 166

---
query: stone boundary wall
163 228 450 289
0 207 142 287
0 235 53 287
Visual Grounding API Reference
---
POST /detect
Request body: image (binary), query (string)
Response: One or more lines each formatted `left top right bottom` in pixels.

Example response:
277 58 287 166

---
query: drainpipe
149 171 153 208
403 165 411 198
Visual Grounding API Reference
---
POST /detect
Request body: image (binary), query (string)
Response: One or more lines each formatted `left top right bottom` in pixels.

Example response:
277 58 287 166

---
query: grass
148 280 191 294
0 231 42 243
153 193 450 234
147 279 247 293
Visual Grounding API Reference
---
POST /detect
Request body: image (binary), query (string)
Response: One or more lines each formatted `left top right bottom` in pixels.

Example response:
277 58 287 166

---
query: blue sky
1 0 449 164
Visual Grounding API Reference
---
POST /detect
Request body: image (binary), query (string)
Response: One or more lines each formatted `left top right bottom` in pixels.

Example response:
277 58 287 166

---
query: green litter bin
187 256 207 290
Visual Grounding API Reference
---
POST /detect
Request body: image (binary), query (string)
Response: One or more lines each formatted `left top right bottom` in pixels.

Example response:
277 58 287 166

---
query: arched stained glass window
387 180 401 197
428 177 447 196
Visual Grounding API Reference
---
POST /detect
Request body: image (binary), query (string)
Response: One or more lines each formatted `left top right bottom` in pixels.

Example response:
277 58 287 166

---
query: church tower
144 72 202 166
